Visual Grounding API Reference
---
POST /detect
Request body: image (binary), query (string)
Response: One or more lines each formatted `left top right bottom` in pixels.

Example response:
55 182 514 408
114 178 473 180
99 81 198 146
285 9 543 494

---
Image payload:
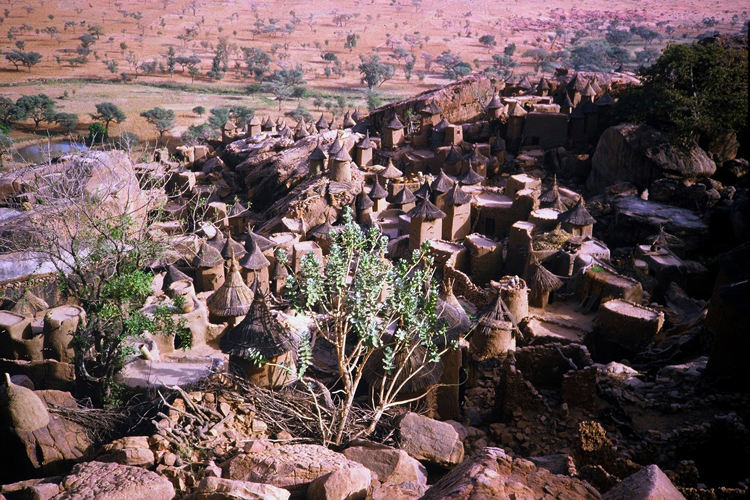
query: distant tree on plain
91 102 126 134
140 107 176 139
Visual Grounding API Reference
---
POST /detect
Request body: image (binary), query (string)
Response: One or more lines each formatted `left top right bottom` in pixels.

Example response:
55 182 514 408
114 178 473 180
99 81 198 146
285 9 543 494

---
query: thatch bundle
458 166 484 186
559 196 595 226
527 259 563 297
392 186 416 205
220 292 295 361
207 258 254 317
369 178 388 200
445 184 472 206
193 240 224 268
380 159 403 179
414 180 432 200
407 198 446 221
430 169 455 194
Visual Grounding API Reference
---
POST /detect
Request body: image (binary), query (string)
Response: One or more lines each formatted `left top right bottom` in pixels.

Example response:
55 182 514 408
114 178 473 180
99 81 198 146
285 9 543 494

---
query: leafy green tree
358 54 395 89
165 45 176 77
140 107 176 139
435 51 472 80
91 102 126 134
570 42 610 71
13 94 56 128
504 43 516 56
283 208 451 446
284 103 313 122
479 34 497 51
53 112 79 133
192 105 206 116
207 106 255 130
366 91 383 111
605 27 633 47
0 155 190 405
4 50 42 72
0 96 14 124
242 46 272 81
613 40 748 150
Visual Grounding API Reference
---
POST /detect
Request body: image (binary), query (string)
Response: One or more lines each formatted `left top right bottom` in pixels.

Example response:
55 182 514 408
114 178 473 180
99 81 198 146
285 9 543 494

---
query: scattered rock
97 436 155 469
343 441 427 485
603 465 686 500
418 447 601 500
53 460 175 500
196 476 290 500
306 466 372 500
396 412 464 468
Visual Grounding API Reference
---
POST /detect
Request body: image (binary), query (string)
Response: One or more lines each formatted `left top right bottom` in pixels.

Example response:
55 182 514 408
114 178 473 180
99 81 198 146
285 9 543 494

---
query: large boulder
196 476 290 500
306 466 372 500
53 461 175 500
343 441 428 485
418 447 601 500
588 124 716 194
96 436 155 469
603 465 686 500
221 444 362 499
0 380 93 483
396 412 464 468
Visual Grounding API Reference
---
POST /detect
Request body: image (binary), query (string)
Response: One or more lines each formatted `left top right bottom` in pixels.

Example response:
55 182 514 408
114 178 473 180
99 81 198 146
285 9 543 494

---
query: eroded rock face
53 460 175 500
418 447 602 500
307 466 372 500
221 444 362 499
588 124 716 194
397 412 464 468
96 436 155 469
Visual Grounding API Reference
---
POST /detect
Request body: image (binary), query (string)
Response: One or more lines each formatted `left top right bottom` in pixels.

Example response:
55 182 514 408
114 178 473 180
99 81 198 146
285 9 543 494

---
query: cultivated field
0 0 745 146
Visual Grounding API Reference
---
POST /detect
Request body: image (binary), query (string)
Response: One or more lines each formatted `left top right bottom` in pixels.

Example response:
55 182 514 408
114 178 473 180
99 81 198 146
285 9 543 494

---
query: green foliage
91 102 126 133
284 207 448 445
13 94 56 128
4 50 42 72
241 46 272 81
613 40 748 149
52 112 79 133
435 50 472 80
358 54 395 89
87 122 107 144
479 34 497 50
284 103 314 122
192 105 206 116
0 130 12 167
207 105 255 130
366 91 383 111
140 107 176 138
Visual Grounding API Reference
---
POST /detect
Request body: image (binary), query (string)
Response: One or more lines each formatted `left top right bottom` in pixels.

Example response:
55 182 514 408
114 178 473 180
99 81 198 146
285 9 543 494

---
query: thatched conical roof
561 93 574 108
384 113 404 130
432 118 451 133
436 285 472 344
567 73 588 92
343 111 357 128
262 116 275 129
486 93 503 110
507 101 527 117
465 144 489 167
444 146 464 165
478 290 516 333
332 145 352 162
309 218 335 239
589 76 602 94
207 229 226 252
221 233 247 260
393 186 417 205
220 291 295 360
369 179 388 200
517 75 532 90
596 91 615 106
310 139 329 161
248 115 261 126
527 258 563 296
329 135 343 155
10 290 49 316
421 101 443 115
356 190 374 210
163 265 192 290
247 229 276 253
316 113 329 130
445 183 472 206
228 200 248 218
193 240 224 268
358 130 374 149
431 169 455 193
643 226 684 250
407 198 446 221
458 166 484 186
559 196 595 226
539 176 567 212
207 258 254 317
414 180 432 200
295 124 310 140
538 77 550 91
491 136 506 153
379 159 403 179
582 82 596 97
240 236 271 270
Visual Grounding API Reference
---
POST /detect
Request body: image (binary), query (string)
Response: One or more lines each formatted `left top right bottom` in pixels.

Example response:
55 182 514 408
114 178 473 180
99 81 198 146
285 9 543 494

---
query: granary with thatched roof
526 258 563 309
355 185 375 225
192 240 226 292
382 113 405 150
228 201 250 235
247 115 262 136
539 176 567 213
240 234 272 291
356 130 375 167
329 145 352 183
470 290 518 360
369 176 389 212
559 196 595 237
220 290 296 388
407 198 446 252
207 256 254 326
309 139 328 175
443 183 473 241
391 184 417 213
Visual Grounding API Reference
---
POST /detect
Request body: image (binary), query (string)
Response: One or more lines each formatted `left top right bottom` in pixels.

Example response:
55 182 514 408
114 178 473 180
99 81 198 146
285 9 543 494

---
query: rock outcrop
221 444 363 499
52 460 175 500
588 124 716 194
603 465 686 500
196 476 290 500
397 412 465 468
418 447 601 500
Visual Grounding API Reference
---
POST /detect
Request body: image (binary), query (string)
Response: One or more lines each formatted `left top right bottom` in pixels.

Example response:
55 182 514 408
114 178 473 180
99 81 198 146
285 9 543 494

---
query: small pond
12 140 89 164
